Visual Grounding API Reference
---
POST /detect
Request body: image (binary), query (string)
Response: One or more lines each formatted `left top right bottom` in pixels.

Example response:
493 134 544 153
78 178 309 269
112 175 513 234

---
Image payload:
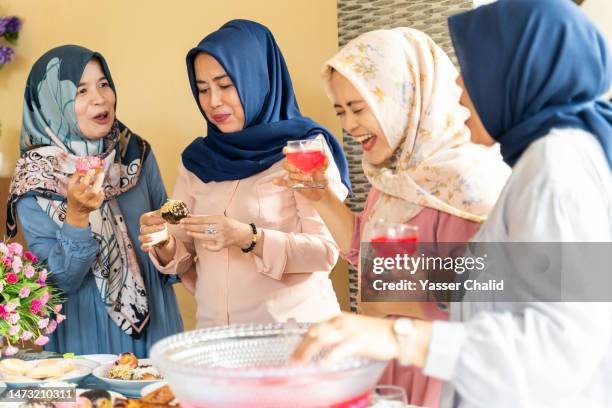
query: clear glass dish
151 322 387 407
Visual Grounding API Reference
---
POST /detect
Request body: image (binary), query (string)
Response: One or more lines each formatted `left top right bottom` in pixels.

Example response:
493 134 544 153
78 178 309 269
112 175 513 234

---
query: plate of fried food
0 358 94 387
92 353 163 398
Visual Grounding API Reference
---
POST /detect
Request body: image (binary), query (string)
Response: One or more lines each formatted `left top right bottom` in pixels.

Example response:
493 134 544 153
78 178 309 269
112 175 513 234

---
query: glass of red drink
286 139 326 189
369 220 419 258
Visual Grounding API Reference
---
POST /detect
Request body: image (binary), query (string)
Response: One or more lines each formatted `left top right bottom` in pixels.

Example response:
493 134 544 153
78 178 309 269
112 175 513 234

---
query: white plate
76 354 117 366
0 359 93 388
92 359 161 398
140 380 167 397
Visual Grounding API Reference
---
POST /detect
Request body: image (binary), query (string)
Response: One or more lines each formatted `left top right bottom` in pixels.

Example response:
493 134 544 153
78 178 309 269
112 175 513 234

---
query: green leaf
4 32 19 44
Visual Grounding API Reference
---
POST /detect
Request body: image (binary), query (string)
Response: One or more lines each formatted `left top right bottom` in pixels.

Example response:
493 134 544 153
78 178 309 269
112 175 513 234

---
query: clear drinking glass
369 219 419 257
286 139 326 189
368 385 408 407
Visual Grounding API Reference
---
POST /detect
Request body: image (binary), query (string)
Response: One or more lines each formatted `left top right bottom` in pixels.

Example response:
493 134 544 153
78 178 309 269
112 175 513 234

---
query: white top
423 128 612 407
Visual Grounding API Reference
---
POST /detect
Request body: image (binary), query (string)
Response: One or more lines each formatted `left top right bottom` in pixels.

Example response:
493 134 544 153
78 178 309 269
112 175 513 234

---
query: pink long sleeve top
151 153 348 328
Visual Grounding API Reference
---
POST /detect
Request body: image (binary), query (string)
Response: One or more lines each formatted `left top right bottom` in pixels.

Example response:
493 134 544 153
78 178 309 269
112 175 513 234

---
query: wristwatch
392 318 417 366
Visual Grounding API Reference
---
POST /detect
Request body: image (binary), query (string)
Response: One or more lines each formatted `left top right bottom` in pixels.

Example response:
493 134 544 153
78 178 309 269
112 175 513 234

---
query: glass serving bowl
150 322 387 408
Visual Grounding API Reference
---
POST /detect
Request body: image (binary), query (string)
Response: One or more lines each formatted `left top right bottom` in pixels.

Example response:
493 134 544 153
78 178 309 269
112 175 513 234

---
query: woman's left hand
291 313 400 363
180 215 253 252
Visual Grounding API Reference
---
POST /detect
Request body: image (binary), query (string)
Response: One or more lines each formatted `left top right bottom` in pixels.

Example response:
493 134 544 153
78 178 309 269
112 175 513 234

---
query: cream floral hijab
322 28 510 234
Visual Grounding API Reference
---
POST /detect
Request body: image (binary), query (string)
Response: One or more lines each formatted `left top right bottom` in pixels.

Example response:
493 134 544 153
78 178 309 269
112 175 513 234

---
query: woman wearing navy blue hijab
292 1 612 406
138 20 351 327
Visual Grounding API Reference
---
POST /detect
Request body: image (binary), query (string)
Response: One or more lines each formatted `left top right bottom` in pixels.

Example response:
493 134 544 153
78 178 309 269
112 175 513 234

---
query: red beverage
371 235 418 258
286 150 326 172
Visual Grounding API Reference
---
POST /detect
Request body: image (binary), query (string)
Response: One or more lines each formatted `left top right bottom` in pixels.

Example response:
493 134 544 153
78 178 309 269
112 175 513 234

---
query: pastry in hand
159 200 189 224
76 156 103 175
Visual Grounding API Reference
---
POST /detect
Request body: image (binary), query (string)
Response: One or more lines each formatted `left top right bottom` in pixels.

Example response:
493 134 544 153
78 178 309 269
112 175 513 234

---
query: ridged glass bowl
150 322 387 408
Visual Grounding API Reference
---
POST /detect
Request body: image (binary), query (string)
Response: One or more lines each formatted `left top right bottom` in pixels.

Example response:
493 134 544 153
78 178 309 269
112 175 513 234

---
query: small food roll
27 364 63 379
0 358 31 376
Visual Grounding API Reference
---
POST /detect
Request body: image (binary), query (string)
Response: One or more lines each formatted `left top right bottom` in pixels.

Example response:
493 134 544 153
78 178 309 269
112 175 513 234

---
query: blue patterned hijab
182 19 352 192
448 0 612 168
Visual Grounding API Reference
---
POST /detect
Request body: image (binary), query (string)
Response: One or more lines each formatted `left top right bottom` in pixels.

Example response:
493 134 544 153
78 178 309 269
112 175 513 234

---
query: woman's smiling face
329 70 394 165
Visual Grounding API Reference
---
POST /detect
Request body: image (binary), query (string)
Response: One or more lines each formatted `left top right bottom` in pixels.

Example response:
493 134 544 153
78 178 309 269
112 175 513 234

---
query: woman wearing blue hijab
293 1 612 406
139 20 351 327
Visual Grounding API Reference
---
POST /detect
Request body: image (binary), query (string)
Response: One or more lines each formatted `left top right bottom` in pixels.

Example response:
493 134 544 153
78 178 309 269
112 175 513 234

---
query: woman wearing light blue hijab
7 45 183 357
293 1 612 406
139 20 351 327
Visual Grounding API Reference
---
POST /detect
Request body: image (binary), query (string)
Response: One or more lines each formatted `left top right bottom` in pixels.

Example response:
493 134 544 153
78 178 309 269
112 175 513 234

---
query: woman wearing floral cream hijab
278 27 509 406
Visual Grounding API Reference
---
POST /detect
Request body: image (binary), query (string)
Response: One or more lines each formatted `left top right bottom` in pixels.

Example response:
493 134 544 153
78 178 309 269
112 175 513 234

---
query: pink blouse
150 149 348 328
343 187 481 408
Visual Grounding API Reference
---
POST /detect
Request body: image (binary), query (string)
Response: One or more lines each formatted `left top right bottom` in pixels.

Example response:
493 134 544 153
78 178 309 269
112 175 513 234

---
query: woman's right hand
274 148 331 201
65 170 105 228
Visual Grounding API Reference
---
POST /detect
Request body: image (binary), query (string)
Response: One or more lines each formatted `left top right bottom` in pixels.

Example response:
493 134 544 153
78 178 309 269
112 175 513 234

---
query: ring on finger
205 224 218 235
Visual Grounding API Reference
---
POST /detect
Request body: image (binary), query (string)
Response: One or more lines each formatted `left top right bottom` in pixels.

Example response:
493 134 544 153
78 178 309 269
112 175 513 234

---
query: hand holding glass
285 139 326 189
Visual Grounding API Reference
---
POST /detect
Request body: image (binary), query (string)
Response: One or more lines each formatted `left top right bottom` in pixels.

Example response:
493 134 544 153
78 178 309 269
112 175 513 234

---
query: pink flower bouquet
0 241 64 355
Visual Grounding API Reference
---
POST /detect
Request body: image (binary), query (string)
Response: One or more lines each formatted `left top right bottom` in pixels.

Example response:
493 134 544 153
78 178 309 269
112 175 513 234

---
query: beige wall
583 0 612 43
583 0 612 98
0 0 349 329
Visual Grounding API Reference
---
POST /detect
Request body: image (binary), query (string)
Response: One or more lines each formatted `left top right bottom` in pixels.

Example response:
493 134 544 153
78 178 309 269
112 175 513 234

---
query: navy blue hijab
448 0 612 168
182 20 352 192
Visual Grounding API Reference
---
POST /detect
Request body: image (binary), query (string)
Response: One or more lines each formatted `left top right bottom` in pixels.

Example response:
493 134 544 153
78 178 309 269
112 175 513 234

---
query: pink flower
7 243 23 257
10 257 21 273
45 320 58 335
40 292 50 305
39 269 48 281
4 303 17 313
20 331 33 341
34 336 49 346
56 313 66 323
36 280 46 288
24 251 38 263
0 242 9 256
38 318 49 329
5 273 18 284
2 257 10 269
53 304 63 313
8 325 19 336
7 313 20 325
23 265 35 279
4 345 19 356
30 299 42 314
19 286 30 298
0 305 7 320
